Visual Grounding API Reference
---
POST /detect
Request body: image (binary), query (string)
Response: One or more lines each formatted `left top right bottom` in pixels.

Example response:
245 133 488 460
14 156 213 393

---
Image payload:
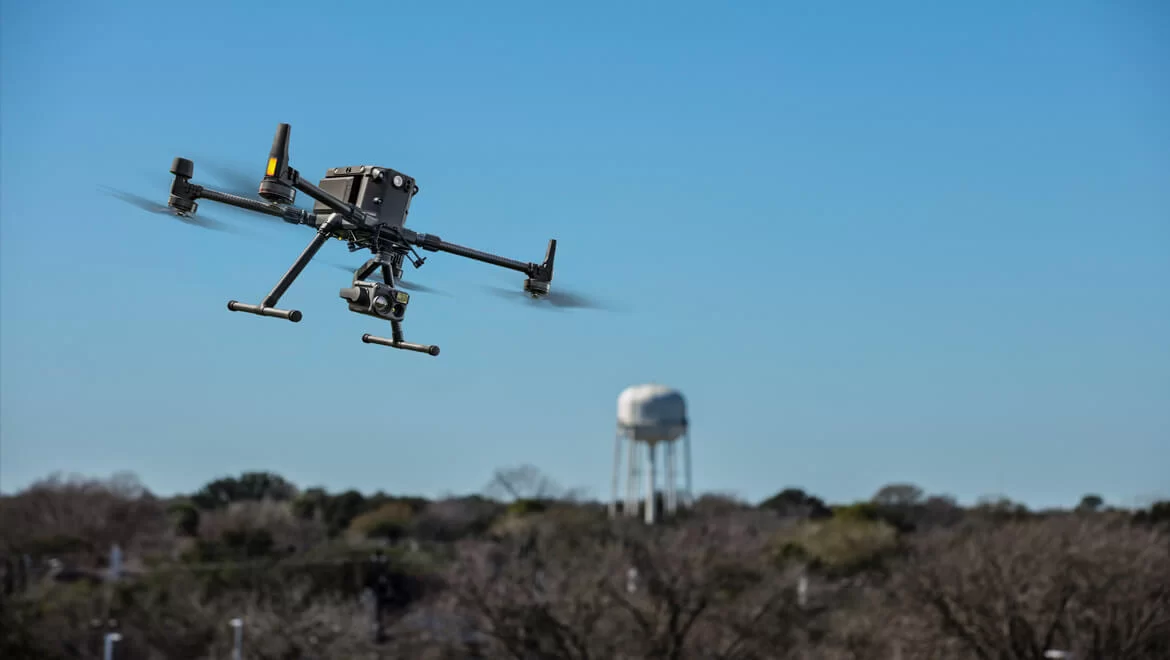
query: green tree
871 483 924 508
348 502 414 541
167 501 201 537
191 471 297 509
759 487 832 519
1077 493 1105 512
323 490 369 536
1133 500 1170 527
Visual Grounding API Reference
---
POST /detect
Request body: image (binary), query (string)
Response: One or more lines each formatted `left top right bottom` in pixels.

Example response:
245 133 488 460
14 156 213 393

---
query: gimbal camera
161 123 557 356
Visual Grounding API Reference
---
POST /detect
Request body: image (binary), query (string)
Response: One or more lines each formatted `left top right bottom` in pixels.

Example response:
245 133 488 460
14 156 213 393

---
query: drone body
159 123 558 356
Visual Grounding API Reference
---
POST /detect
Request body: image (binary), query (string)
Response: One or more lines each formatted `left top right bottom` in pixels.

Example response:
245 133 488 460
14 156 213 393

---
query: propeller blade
99 186 237 233
398 280 447 295
483 285 617 311
199 162 263 199
322 262 448 295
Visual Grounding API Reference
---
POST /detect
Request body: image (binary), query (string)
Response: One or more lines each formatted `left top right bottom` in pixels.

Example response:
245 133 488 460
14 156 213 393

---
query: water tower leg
684 430 693 507
645 443 657 525
665 441 677 515
610 431 623 518
626 439 639 517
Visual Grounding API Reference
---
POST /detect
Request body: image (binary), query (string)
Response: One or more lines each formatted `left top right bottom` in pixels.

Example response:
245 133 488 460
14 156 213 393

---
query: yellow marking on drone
396 291 410 303
266 157 278 176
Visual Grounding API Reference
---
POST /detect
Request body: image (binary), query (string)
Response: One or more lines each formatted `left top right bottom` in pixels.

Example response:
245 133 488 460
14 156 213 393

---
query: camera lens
372 295 392 316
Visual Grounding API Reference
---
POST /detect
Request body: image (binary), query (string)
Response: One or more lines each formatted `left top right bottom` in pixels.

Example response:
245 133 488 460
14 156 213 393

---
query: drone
107 123 595 357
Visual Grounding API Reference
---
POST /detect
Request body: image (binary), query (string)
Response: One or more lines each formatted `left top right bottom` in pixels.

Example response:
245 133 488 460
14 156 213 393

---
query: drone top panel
313 165 416 228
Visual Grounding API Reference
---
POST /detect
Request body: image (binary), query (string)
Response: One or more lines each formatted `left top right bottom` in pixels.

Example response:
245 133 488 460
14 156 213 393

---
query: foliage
348 501 414 541
166 500 200 537
505 497 548 516
871 482 925 508
0 472 166 558
1077 493 1105 512
774 516 900 576
411 496 502 543
759 487 833 519
4 468 1169 659
190 471 298 510
1133 500 1170 527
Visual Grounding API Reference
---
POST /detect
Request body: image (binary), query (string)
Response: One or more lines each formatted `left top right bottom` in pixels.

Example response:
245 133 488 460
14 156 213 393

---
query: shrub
348 502 415 541
196 499 327 555
774 517 900 575
167 501 200 537
505 498 548 516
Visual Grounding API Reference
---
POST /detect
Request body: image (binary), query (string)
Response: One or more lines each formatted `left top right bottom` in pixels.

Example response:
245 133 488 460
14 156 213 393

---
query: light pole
102 632 122 660
229 618 243 660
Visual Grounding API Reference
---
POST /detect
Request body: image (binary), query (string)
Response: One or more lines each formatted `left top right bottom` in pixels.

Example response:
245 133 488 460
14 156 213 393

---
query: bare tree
485 464 587 502
883 515 1170 659
439 507 811 659
0 472 167 562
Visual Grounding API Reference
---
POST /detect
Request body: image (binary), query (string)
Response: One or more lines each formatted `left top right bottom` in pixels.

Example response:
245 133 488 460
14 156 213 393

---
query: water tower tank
617 384 687 444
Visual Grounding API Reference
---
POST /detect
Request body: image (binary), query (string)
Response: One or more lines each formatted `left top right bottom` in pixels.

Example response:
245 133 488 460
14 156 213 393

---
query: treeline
1 467 1168 659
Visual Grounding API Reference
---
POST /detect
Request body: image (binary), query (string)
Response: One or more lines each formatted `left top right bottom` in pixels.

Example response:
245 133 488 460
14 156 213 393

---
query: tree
0 472 166 560
884 516 1170 659
290 488 371 536
411 496 503 543
167 501 201 537
1077 494 1105 512
439 508 814 659
484 464 584 503
971 494 1031 521
916 494 966 530
871 483 925 508
1134 500 1170 528
322 489 370 536
190 472 298 510
759 488 832 519
349 502 414 541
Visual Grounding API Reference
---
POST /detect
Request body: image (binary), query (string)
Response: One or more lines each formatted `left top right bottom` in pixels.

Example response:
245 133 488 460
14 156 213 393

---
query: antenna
258 122 295 204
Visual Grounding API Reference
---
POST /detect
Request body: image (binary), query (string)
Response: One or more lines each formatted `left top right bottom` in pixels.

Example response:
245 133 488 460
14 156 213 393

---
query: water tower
611 384 692 524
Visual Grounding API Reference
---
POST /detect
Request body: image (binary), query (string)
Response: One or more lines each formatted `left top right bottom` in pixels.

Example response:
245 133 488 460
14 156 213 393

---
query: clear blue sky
2 0 1167 509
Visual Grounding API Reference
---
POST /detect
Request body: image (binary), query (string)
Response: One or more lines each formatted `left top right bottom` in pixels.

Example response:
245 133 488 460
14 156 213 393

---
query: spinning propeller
98 185 236 233
482 284 613 310
322 262 447 296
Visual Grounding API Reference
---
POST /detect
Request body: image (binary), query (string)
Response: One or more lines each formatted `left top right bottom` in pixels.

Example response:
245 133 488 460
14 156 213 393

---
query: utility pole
229 618 243 660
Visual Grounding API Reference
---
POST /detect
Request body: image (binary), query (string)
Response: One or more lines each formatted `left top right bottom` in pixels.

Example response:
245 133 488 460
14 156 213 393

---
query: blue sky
1 0 1167 509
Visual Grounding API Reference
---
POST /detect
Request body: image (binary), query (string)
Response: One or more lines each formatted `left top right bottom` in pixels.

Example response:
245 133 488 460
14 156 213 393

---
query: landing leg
362 321 440 356
358 253 440 355
228 217 340 322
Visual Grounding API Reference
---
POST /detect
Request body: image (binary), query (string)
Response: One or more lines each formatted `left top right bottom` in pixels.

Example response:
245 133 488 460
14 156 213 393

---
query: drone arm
196 187 286 218
403 230 550 279
432 239 534 276
178 180 316 226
